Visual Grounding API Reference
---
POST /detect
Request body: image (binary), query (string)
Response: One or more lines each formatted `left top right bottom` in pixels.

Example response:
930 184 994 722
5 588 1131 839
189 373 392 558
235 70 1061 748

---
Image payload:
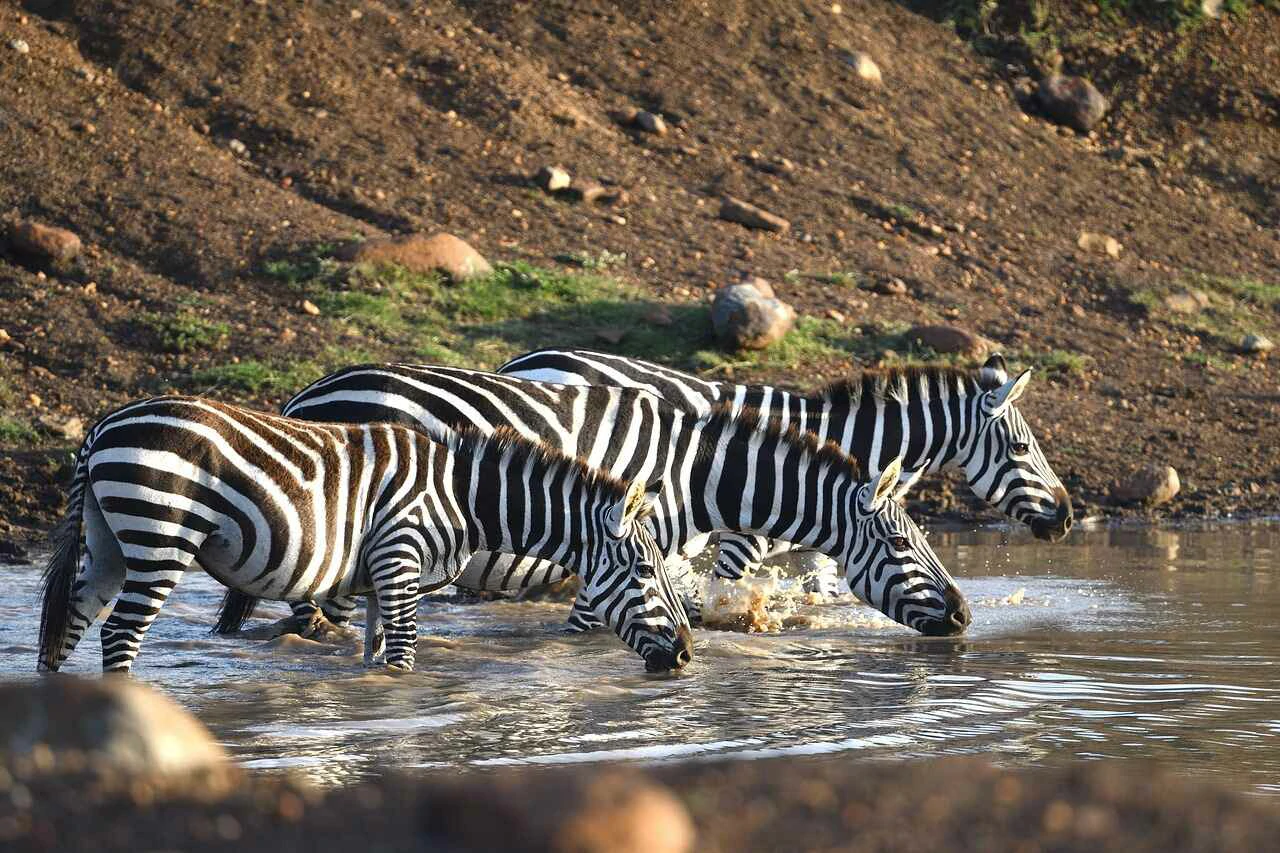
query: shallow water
2 522 1279 795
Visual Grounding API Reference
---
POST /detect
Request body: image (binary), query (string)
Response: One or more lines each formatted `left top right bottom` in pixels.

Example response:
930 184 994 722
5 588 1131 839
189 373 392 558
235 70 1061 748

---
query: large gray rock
0 678 237 792
711 279 795 351
340 232 492 282
1035 75 1108 132
1112 464 1180 506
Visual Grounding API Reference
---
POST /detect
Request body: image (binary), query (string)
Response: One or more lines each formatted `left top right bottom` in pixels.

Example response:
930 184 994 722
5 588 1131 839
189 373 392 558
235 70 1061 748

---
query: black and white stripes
37 397 692 674
216 363 968 636
500 349 1072 579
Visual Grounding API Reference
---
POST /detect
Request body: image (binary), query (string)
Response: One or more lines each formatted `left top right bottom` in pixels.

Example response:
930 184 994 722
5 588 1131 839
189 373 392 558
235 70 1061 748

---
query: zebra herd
38 347 1071 675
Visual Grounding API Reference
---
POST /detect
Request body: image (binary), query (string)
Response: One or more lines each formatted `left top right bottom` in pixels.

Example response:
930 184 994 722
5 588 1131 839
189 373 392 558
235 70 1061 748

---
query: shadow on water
2 521 1280 795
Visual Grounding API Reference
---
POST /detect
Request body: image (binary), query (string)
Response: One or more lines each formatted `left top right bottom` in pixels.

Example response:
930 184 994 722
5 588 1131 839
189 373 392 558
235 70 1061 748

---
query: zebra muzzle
643 625 694 672
1029 487 1073 542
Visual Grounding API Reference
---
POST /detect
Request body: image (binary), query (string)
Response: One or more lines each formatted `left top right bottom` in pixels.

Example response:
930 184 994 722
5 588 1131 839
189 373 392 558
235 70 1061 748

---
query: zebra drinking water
499 349 1073 581
37 397 692 674
216 365 968 637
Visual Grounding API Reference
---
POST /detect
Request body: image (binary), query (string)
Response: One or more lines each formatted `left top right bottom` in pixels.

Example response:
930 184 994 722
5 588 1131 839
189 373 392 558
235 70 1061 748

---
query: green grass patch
1128 273 1278 348
0 417 38 447
1025 349 1094 376
190 360 328 396
139 312 230 353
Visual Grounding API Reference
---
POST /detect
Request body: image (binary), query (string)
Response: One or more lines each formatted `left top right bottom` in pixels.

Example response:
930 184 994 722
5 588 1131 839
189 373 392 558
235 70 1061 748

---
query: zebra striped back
500 349 1071 542
37 397 691 673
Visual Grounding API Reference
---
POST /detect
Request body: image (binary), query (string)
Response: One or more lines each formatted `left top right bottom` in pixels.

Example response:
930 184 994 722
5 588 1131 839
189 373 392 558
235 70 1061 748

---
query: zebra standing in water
216 365 970 638
37 397 692 674
500 349 1072 583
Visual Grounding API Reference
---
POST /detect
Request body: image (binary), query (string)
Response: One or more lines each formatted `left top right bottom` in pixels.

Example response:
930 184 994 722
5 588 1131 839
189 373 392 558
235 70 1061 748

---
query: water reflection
1 522 1279 795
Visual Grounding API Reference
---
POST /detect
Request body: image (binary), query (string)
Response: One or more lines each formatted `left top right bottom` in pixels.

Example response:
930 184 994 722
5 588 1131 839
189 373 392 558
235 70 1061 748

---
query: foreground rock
8 220 83 263
711 277 795 350
719 196 791 232
1035 74 1109 132
339 232 492 282
1112 464 1180 506
905 324 989 357
0 678 237 793
1241 333 1274 356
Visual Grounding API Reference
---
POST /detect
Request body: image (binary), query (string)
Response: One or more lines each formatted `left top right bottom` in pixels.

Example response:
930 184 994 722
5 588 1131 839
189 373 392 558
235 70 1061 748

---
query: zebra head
958 355 1072 542
848 458 970 636
586 480 694 673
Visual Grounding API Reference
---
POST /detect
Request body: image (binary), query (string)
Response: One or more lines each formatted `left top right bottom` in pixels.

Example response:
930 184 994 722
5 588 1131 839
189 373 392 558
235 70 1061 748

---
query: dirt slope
1 0 1278 542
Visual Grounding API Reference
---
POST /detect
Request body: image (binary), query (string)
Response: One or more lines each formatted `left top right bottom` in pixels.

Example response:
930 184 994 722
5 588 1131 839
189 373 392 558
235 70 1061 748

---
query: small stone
711 280 795 350
1201 0 1224 16
300 299 321 316
632 110 667 135
1077 232 1122 258
550 104 585 127
1035 75 1108 132
27 393 42 408
338 232 492 282
1112 464 1180 506
564 181 607 204
1163 292 1203 315
280 328 298 344
905 324 989 357
871 277 908 296
843 51 882 84
228 138 248 156
719 196 790 233
1241 334 1274 355
9 220 83 263
8 39 30 55
534 165 571 192
38 415 84 441
0 329 10 343
1071 304 1087 319
77 122 96 135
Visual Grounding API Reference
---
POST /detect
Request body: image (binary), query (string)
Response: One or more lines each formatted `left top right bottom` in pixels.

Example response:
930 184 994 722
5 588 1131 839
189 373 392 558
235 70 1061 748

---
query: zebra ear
607 479 650 537
987 369 1033 417
891 461 930 502
979 354 1009 389
865 457 904 511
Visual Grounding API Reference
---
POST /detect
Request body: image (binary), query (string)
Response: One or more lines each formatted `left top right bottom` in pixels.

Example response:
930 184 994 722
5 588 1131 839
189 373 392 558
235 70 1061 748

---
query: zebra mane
445 424 644 511
818 365 991 406
704 402 866 482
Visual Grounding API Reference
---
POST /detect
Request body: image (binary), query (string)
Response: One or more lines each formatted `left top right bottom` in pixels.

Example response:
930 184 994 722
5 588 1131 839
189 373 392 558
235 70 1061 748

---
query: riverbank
2 0 1277 542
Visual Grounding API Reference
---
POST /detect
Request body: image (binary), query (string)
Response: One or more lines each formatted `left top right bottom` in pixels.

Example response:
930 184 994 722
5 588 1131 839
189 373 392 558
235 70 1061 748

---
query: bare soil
2 0 1279 546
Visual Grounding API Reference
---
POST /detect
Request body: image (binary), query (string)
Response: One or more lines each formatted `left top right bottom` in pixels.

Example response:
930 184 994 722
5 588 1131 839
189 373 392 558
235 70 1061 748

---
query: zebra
215 364 969 638
499 348 1072 583
37 396 693 674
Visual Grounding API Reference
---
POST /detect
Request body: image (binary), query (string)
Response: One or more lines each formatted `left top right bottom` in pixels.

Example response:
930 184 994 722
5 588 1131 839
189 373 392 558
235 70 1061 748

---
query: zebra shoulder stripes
37 396 692 674
499 348 1072 580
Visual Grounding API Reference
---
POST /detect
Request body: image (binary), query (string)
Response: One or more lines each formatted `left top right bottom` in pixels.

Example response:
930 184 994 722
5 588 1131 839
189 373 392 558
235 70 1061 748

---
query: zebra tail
213 589 260 635
38 442 91 672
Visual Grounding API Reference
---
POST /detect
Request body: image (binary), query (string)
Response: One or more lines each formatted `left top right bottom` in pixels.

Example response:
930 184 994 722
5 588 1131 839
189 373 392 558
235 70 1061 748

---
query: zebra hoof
384 660 414 673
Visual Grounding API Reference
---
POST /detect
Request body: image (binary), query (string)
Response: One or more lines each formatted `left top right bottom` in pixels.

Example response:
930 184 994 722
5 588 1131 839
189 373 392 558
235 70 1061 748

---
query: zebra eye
1011 441 1031 455
635 562 656 579
890 536 910 550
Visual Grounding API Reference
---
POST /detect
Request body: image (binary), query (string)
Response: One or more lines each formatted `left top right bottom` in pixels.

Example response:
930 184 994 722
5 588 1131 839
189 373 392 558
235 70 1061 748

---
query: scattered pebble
8 39 30 55
228 139 248 156
843 50 882 84
534 165 571 192
1241 333 1274 356
300 299 320 316
1035 75 1108 132
632 110 667 135
1077 231 1122 258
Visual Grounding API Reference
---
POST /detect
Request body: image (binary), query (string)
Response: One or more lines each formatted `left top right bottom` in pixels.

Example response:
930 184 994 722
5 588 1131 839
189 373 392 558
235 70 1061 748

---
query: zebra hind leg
45 495 127 671
100 530 202 674
369 561 421 671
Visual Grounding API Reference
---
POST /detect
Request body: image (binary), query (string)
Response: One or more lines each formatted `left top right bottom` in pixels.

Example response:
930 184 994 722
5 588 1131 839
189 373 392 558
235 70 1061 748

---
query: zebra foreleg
369 561 421 672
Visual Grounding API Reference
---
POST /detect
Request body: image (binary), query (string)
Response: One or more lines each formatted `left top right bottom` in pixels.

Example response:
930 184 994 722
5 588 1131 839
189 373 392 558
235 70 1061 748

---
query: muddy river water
2 521 1277 795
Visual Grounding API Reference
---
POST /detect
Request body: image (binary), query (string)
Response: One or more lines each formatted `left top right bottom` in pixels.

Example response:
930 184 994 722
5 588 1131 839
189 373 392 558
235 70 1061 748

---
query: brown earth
4 754 1279 852
2 0 1279 545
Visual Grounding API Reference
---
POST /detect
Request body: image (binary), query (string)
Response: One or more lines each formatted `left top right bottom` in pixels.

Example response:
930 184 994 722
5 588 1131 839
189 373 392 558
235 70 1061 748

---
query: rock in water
0 678 238 792
1035 75 1108 132
1112 464 1180 506
711 279 795 350
718 196 791 233
9 220 83 263
339 232 492 282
